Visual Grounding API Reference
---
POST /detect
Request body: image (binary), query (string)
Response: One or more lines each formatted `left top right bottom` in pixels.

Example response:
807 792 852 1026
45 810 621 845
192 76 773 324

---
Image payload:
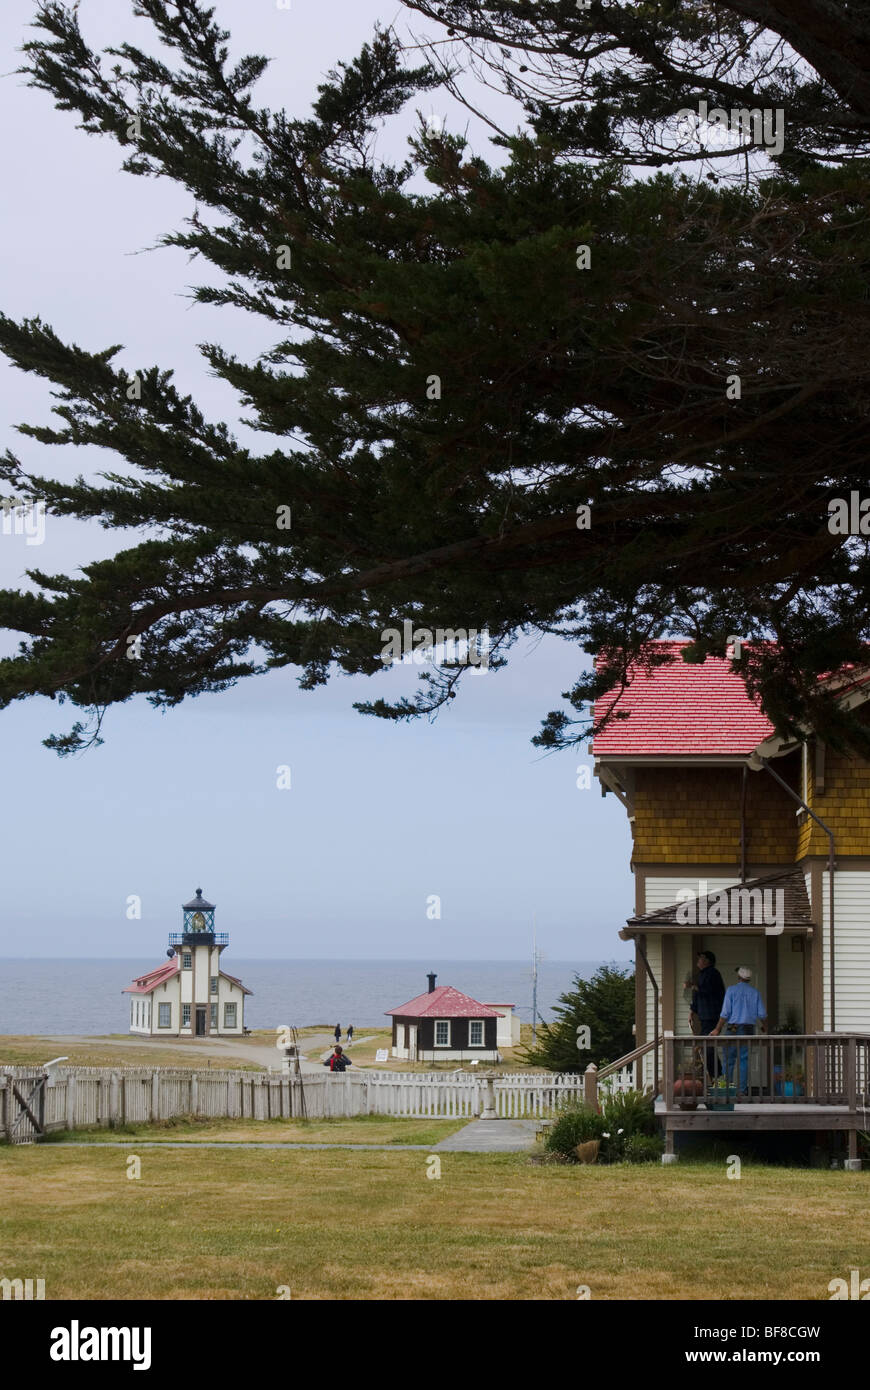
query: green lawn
1 1143 867 1300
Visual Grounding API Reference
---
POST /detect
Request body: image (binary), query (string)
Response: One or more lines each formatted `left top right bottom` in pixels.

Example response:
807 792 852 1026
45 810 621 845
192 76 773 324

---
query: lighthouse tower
124 888 251 1037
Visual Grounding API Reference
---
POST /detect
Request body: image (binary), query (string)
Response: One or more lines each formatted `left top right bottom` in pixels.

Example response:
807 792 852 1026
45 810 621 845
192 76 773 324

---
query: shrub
600 1088 656 1138
545 1093 661 1164
544 1104 606 1160
623 1134 664 1164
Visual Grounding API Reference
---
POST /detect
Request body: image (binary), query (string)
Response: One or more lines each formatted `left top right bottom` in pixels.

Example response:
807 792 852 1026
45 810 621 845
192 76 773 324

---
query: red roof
593 641 773 756
123 959 179 995
386 985 500 1018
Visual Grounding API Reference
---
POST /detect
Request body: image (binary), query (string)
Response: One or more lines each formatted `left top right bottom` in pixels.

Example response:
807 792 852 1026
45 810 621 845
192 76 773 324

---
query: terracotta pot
575 1139 601 1164
673 1076 703 1097
673 1076 703 1109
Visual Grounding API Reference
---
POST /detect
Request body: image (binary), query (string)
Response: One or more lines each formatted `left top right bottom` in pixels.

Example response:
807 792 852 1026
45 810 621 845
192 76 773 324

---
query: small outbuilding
481 1002 521 1049
386 973 501 1062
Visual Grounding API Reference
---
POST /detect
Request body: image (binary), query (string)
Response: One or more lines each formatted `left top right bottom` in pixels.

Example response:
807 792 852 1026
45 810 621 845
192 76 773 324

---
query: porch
587 1031 870 1164
663 1032 869 1163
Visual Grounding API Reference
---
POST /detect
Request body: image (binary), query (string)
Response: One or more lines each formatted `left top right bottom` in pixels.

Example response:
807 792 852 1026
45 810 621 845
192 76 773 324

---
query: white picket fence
0 1065 590 1133
597 1065 636 1097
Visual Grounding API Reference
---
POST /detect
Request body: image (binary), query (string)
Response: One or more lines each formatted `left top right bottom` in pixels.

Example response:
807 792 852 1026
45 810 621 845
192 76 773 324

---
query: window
435 1020 450 1047
224 1003 237 1029
182 1004 191 1027
158 1002 171 1029
182 952 192 969
210 1003 218 1028
210 975 218 995
469 1020 484 1047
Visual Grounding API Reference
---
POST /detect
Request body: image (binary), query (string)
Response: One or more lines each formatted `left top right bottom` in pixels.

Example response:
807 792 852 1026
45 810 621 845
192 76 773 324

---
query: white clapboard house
124 889 251 1038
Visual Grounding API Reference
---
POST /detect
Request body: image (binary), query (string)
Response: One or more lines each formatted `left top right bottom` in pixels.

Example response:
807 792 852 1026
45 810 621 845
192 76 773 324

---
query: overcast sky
0 0 633 963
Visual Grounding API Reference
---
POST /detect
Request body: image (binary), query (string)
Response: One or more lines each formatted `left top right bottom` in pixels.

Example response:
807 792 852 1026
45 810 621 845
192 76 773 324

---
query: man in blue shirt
710 967 767 1095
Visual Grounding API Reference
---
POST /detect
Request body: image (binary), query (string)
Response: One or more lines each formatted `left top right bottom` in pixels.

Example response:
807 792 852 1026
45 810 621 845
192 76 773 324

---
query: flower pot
575 1139 600 1164
673 1076 703 1109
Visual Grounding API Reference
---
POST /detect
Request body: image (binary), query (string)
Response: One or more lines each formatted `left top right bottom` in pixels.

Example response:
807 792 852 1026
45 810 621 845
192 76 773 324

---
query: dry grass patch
46 1113 468 1146
0 1035 263 1070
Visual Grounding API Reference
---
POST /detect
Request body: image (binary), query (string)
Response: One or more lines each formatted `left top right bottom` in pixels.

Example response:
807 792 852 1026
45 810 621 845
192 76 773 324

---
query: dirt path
35 1032 367 1075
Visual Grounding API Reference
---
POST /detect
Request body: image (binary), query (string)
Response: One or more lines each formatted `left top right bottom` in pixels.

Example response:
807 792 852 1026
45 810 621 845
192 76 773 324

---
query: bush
623 1134 664 1164
544 1095 662 1164
544 1104 606 1159
600 1088 656 1138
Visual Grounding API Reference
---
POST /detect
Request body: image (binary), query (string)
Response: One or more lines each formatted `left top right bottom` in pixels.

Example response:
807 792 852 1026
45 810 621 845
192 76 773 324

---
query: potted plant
673 1063 704 1109
773 1013 803 1097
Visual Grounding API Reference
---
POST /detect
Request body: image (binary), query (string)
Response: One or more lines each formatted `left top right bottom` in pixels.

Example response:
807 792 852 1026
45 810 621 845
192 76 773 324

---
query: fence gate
1 1073 47 1144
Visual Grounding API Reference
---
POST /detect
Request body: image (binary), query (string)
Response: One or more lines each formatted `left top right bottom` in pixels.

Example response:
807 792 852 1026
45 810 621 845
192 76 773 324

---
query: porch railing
663 1032 870 1110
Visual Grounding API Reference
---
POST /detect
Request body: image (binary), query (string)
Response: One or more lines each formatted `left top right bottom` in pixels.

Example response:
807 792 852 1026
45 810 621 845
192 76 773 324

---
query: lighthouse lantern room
123 889 252 1038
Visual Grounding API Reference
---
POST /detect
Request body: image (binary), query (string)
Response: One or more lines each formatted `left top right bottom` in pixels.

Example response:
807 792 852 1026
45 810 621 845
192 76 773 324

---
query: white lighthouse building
124 889 251 1037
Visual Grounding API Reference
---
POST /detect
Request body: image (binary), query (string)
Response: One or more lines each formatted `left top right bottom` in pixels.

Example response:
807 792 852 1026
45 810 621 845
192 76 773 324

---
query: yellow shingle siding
631 762 799 864
801 745 870 856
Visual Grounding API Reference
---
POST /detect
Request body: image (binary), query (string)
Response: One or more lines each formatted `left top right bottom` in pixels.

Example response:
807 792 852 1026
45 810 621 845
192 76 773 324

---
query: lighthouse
123 889 252 1037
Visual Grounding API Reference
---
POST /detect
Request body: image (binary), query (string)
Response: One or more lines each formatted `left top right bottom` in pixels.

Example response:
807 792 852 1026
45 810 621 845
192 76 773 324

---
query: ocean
0 958 611 1036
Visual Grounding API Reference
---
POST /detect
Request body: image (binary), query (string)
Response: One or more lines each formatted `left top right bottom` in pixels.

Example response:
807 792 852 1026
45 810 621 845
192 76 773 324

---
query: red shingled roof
123 959 179 994
593 641 774 756
386 985 500 1018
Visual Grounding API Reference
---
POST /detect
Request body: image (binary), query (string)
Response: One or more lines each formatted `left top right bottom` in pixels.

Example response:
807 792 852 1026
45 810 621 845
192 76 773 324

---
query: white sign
375 1049 389 1063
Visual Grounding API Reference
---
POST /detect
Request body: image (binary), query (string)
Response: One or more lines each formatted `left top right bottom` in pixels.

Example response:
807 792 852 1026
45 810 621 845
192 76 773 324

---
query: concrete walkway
431 1120 539 1152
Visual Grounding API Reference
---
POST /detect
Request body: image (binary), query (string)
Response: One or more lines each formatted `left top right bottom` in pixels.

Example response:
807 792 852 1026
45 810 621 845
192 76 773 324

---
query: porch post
766 935 779 1031
663 1030 674 1108
661 935 675 1038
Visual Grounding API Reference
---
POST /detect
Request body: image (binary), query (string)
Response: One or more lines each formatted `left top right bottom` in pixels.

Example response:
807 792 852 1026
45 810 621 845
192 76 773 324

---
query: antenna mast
531 922 539 1045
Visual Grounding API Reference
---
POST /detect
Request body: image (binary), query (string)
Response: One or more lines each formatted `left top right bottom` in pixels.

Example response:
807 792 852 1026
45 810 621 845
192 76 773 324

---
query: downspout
740 764 747 883
747 752 836 1032
634 934 660 1095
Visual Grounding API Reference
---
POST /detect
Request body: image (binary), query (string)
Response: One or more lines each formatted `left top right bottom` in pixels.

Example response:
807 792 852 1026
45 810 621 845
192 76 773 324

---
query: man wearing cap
710 967 767 1095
